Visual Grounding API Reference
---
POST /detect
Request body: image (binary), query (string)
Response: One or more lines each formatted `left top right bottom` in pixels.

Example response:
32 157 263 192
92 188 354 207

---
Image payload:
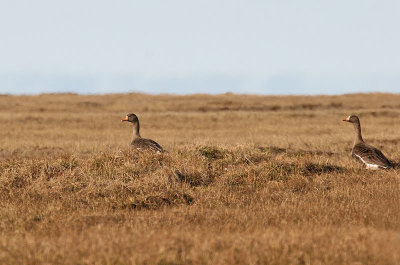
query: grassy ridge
0 93 399 264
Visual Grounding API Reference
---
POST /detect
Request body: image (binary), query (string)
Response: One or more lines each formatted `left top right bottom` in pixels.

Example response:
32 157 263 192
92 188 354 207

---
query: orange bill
121 116 128 122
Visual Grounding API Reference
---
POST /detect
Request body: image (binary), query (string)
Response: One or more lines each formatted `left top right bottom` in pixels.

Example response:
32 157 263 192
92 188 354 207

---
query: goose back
352 142 391 169
131 138 164 153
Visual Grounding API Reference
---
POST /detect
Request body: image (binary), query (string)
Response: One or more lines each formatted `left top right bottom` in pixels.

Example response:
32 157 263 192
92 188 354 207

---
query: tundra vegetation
0 93 399 264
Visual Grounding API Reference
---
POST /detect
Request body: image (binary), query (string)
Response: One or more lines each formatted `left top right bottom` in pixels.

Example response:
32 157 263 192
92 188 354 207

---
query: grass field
0 92 399 264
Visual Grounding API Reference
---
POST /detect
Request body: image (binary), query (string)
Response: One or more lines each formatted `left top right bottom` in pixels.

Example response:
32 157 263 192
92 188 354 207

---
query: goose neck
353 121 363 144
132 122 141 139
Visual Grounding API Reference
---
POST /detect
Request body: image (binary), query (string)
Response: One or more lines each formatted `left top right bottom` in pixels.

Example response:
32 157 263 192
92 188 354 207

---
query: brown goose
122 113 164 152
343 115 391 169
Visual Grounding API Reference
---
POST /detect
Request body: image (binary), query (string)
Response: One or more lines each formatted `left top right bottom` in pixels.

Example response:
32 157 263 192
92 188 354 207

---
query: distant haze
1 0 400 95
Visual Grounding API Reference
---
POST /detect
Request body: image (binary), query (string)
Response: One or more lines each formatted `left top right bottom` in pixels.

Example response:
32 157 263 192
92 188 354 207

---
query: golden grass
0 92 399 264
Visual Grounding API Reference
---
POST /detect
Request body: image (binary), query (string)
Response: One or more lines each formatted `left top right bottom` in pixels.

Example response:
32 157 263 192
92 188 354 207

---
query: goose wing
352 143 391 168
131 138 164 152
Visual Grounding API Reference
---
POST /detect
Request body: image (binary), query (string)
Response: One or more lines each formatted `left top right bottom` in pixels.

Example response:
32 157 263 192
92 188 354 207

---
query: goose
122 113 164 153
343 115 391 169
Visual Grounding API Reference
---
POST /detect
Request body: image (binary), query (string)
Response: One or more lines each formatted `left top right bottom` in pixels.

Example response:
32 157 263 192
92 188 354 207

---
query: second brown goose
122 113 164 153
343 115 391 169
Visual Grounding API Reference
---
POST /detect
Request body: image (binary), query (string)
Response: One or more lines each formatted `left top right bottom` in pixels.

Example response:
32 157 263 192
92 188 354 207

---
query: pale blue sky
1 0 400 94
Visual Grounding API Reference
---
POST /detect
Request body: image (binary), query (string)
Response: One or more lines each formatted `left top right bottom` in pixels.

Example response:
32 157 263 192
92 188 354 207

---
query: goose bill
122 116 129 122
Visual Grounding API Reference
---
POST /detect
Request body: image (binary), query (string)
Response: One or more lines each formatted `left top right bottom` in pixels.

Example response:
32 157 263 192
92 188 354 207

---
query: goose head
122 113 139 124
343 115 360 123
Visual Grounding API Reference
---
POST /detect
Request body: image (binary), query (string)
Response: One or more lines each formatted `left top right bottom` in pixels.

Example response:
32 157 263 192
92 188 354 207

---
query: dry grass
0 92 399 264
